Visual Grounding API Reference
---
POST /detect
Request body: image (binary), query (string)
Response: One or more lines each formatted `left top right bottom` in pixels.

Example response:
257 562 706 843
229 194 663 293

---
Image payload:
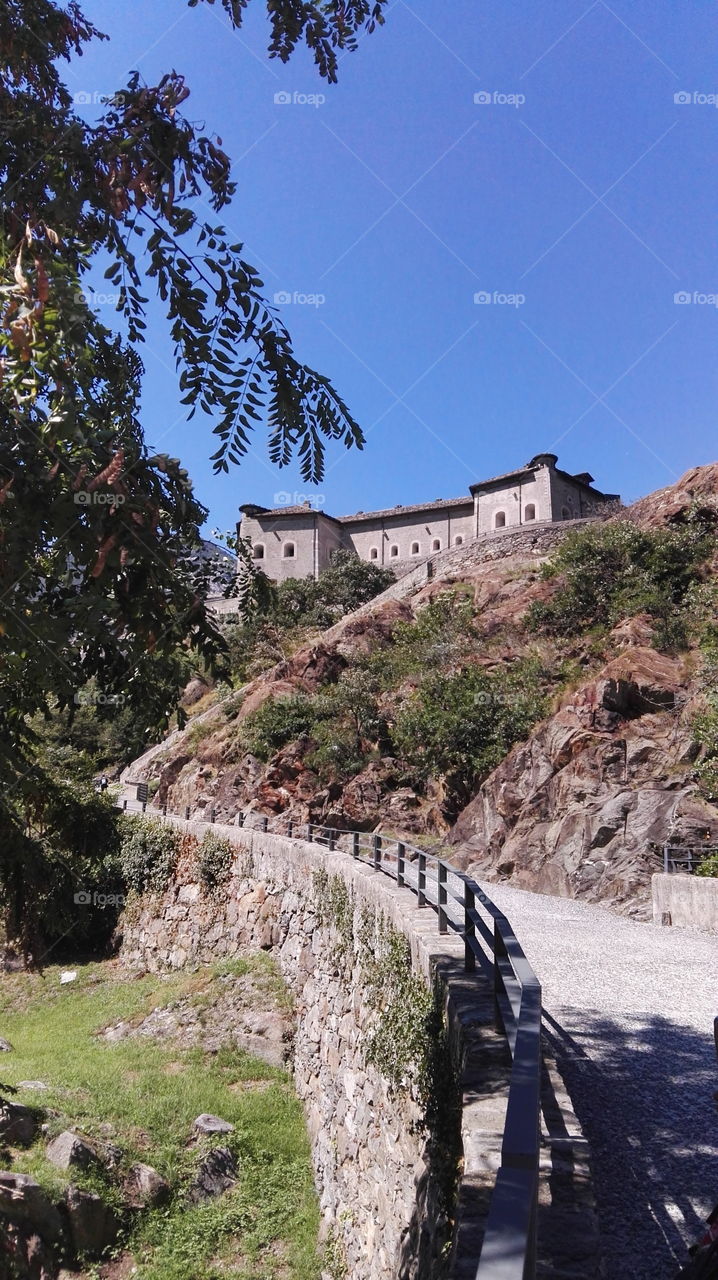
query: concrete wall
119 820 510 1280
475 469 550 534
240 511 341 582
345 505 475 566
652 873 718 932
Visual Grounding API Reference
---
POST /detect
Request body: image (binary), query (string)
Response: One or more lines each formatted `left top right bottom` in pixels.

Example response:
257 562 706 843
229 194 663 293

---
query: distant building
238 453 619 582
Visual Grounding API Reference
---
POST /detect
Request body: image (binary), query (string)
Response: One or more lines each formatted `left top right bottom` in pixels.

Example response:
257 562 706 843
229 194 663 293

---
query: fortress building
238 452 619 582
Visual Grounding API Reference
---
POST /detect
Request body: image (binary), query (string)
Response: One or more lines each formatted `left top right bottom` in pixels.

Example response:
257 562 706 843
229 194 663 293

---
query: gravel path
478 882 718 1279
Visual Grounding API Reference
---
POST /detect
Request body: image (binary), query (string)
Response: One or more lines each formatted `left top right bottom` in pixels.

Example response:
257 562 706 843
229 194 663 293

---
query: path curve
478 882 718 1279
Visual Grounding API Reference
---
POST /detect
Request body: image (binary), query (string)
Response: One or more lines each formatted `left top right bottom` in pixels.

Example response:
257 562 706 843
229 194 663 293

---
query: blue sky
70 1 717 534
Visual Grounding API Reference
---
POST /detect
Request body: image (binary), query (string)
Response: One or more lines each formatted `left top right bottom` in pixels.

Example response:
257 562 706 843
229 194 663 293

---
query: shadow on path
543 1006 718 1279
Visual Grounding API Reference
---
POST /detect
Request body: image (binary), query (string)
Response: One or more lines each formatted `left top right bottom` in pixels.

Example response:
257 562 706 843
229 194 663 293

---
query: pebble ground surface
481 881 718 1280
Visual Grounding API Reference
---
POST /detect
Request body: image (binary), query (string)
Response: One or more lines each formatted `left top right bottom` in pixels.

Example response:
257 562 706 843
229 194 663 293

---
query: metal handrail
120 796 542 1278
660 842 718 874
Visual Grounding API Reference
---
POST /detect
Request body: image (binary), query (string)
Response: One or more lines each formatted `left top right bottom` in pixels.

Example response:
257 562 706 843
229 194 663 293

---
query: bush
527 517 714 645
196 830 234 893
364 593 475 689
240 693 321 761
696 854 718 877
119 819 180 895
392 657 550 807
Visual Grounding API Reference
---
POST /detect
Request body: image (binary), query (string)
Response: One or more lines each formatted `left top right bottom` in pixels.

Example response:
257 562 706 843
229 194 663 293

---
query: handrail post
464 883 476 971
438 862 447 934
372 834 382 871
261 815 268 833
493 919 504 1029
417 852 426 907
328 829 336 851
397 841 405 888
352 831 359 859
287 818 293 839
307 822 313 842
237 810 243 826
122 799 127 811
142 800 146 813
209 807 215 824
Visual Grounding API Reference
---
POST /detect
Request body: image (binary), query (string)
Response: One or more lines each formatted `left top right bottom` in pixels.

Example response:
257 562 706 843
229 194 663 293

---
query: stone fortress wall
237 453 618 584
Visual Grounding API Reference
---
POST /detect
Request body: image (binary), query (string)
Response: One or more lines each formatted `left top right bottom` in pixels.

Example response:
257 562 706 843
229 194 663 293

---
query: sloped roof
336 496 473 524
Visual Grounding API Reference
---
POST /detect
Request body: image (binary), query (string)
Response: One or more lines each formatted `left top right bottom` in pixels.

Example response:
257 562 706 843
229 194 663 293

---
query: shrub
239 693 321 761
696 854 718 877
196 830 234 893
392 657 550 807
119 819 180 895
364 592 475 689
527 517 714 645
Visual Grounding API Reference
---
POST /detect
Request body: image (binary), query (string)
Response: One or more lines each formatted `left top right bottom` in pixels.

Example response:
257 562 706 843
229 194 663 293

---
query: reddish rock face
448 651 718 917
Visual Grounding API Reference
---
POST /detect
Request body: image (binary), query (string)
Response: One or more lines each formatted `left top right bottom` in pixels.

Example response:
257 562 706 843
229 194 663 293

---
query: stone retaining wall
119 820 509 1280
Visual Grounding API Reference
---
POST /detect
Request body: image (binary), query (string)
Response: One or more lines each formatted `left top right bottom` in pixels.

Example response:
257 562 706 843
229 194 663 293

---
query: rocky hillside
125 465 718 919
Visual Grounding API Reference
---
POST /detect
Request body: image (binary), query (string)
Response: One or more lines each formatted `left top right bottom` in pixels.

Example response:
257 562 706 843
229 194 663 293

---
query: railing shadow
542 1007 718 1279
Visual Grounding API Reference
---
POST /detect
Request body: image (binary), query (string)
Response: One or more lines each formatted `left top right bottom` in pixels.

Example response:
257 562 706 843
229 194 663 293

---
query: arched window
369 547 378 560
411 541 420 555
283 542 296 558
432 539 441 551
524 504 536 522
390 545 399 558
494 511 506 529
252 543 265 560
454 535 464 546
561 507 570 521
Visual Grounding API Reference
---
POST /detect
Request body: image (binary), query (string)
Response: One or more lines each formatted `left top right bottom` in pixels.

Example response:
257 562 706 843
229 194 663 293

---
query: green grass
0 957 321 1280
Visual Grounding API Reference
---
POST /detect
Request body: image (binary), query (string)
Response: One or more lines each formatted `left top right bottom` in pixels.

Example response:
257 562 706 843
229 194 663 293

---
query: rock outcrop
449 643 718 916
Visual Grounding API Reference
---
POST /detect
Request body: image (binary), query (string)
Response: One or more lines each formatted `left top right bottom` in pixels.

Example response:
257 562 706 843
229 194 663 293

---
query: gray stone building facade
238 453 619 582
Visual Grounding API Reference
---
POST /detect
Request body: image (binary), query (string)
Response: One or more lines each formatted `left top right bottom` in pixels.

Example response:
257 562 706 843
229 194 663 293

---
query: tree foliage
0 0 389 955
